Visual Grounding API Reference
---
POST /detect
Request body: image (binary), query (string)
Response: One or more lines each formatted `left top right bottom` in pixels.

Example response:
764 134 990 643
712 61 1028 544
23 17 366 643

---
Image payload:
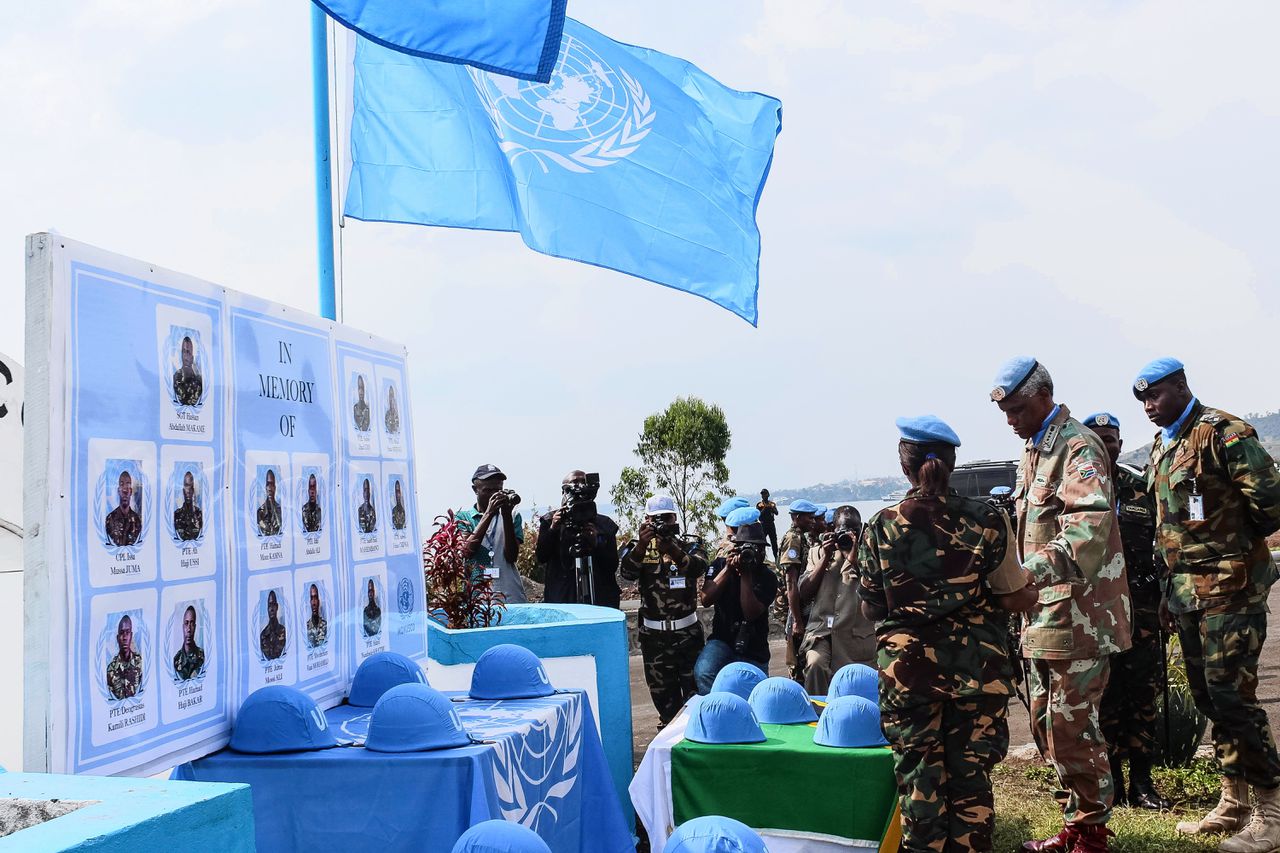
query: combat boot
1177 776 1250 835
1219 786 1280 853
1022 826 1075 852
1070 824 1114 853
1128 756 1171 811
1109 754 1127 808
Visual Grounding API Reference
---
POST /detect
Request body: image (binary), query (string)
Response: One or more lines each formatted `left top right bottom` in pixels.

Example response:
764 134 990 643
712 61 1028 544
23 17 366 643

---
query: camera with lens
821 529 856 551
650 518 681 540
493 488 521 508
732 541 766 569
560 473 600 557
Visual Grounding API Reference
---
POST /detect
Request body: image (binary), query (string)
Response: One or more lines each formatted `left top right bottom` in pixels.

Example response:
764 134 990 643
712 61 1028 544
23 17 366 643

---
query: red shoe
1022 827 1075 852
1070 824 1114 853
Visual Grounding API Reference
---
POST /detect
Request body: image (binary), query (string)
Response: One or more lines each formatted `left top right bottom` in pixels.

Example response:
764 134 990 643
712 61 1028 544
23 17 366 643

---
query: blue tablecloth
173 691 630 853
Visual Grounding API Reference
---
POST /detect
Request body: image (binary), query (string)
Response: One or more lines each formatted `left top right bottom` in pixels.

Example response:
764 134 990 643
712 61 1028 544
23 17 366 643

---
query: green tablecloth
671 723 897 844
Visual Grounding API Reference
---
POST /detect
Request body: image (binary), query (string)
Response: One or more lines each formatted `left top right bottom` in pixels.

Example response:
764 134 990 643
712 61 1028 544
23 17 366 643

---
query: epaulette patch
1039 423 1061 453
1200 412 1222 424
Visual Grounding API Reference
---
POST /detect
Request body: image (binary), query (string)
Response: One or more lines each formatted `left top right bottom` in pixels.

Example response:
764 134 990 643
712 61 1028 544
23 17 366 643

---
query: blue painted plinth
0 772 254 852
428 603 634 828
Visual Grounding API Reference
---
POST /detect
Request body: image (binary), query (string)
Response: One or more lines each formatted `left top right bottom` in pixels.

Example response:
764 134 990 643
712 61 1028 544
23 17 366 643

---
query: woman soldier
857 416 1037 852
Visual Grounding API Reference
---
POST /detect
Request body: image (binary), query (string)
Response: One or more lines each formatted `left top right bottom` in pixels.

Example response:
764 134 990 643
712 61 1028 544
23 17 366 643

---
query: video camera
562 473 600 605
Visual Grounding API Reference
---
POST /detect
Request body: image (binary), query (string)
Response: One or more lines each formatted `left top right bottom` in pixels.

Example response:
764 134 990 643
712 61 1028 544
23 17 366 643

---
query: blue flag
314 0 566 82
345 19 783 324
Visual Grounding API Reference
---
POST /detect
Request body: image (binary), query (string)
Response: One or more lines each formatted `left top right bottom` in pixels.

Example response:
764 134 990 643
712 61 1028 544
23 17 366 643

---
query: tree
610 396 732 540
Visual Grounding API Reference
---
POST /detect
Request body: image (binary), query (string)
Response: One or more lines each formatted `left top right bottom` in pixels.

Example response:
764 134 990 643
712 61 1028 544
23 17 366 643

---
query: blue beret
895 415 961 447
1133 357 1185 396
787 499 822 515
823 508 835 524
989 356 1039 402
725 506 760 527
1082 412 1120 430
716 496 751 519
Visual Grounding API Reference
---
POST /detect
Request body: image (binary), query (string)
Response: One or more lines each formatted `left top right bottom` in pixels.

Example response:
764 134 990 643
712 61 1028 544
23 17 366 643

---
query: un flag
345 19 783 324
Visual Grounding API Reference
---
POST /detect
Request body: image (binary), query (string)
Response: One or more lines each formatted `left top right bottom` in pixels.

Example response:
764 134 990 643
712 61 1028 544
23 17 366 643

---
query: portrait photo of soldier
106 614 143 700
172 334 203 407
353 374 371 432
362 579 382 637
302 473 322 534
105 469 142 547
172 469 203 542
306 583 328 648
256 468 282 537
358 477 377 534
259 589 286 661
384 384 400 435
391 479 407 531
172 605 205 681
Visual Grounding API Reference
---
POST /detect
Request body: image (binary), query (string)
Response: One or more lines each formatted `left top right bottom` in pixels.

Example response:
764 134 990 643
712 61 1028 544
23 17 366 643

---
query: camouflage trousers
1178 610 1280 788
1028 656 1114 825
638 625 704 726
882 695 1009 853
1099 610 1163 763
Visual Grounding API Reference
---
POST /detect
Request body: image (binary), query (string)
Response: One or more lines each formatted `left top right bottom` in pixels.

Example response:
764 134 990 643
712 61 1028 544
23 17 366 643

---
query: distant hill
756 476 909 504
1119 408 1280 466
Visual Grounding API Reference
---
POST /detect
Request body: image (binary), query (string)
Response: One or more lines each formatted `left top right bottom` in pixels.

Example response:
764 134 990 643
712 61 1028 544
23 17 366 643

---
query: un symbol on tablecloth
471 33 655 174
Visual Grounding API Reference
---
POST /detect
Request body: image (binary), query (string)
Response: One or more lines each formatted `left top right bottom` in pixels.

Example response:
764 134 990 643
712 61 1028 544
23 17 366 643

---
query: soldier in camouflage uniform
172 470 203 542
358 478 378 534
105 470 142 547
172 605 205 680
779 500 824 682
1132 358 1280 851
106 614 143 700
800 505 876 695
305 583 328 648
259 589 287 661
172 336 202 407
619 495 706 728
991 358 1131 853
858 415 1036 853
256 469 282 537
1083 412 1171 811
302 474 323 533
353 374 371 431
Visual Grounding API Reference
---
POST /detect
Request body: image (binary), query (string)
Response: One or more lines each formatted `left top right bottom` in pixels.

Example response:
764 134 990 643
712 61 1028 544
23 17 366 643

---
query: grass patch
991 758 1226 853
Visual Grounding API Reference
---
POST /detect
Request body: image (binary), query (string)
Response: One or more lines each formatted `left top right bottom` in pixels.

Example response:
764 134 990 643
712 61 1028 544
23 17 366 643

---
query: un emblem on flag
471 33 655 173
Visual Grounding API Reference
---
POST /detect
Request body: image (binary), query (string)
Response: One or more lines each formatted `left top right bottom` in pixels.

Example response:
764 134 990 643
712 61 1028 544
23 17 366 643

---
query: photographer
693 521 779 694
457 463 527 605
620 496 706 728
797 505 875 695
537 470 621 608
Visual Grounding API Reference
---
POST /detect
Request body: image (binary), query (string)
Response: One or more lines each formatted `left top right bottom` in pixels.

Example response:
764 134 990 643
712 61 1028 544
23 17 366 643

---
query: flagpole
311 4 338 321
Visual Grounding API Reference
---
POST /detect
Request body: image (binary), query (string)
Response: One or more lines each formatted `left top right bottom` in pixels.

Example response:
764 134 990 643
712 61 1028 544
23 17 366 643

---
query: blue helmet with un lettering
348 651 426 707
365 683 471 753
230 685 338 754
469 644 555 700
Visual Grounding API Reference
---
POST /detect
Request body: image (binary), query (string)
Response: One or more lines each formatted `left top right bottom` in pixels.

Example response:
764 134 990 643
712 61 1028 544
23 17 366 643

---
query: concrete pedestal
427 604 634 828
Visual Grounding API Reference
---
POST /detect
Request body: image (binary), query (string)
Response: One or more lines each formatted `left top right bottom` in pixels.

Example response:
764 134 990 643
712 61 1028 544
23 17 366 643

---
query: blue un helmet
365 683 472 753
813 695 888 748
748 677 818 725
667 816 769 853
685 693 766 745
348 651 426 707
828 663 879 704
469 644 555 700
451 820 551 853
230 686 338 754
710 661 768 701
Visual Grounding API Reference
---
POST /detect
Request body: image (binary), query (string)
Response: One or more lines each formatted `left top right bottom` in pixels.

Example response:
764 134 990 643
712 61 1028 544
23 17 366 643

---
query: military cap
471 463 504 481
230 686 338 754
813 695 888 748
348 651 426 707
748 676 818 725
828 663 879 704
645 495 678 516
989 356 1039 402
469 644 554 700
710 661 768 700
724 506 760 527
365 683 471 753
824 508 836 524
730 522 768 545
1132 357 1185 396
716 496 752 519
787 499 823 515
895 415 961 447
1082 412 1120 430
452 820 552 853
685 692 767 744
667 816 768 853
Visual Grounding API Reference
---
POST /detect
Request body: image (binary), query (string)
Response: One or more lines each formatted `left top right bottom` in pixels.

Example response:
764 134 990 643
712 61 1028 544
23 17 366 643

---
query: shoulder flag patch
1077 461 1098 480
1225 432 1242 448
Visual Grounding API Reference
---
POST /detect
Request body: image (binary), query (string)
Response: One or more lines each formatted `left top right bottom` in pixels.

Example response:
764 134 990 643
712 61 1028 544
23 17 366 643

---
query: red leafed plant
423 511 505 629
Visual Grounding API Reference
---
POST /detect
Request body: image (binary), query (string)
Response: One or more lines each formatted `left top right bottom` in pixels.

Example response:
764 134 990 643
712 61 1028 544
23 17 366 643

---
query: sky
4 1 1279 521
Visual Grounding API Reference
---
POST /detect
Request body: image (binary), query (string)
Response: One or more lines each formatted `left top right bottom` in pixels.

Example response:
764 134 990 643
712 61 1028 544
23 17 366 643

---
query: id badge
484 566 500 579
826 615 835 629
1189 494 1205 522
670 577 687 590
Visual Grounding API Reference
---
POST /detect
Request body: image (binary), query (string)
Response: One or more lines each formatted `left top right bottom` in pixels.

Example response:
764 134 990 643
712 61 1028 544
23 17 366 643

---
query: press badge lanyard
1188 476 1205 522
